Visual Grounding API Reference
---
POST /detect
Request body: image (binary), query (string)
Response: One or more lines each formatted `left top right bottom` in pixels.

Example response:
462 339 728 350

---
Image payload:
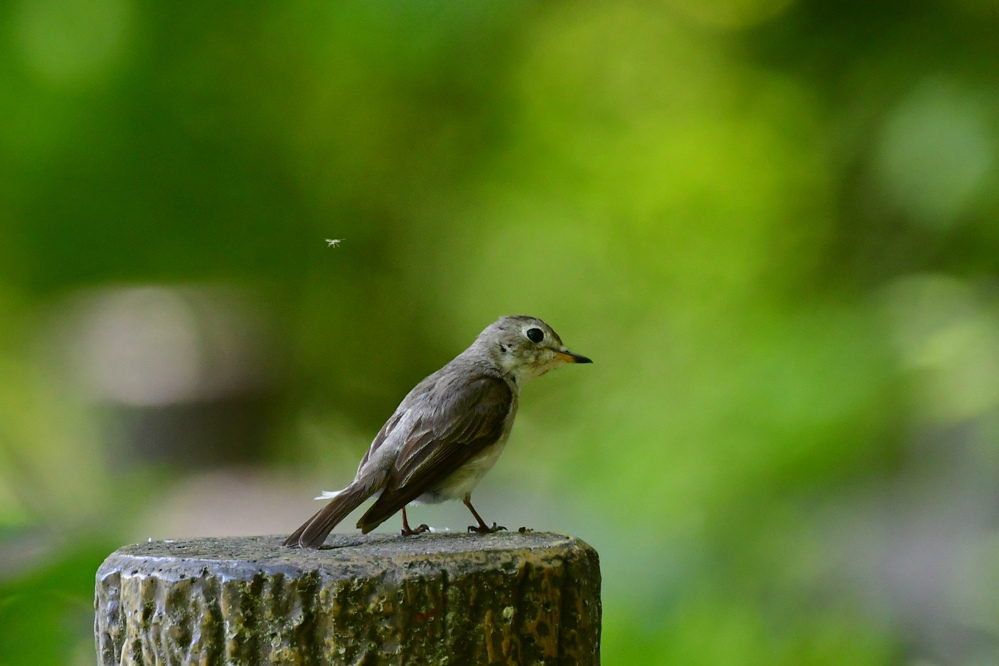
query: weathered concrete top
98 531 591 582
96 532 601 665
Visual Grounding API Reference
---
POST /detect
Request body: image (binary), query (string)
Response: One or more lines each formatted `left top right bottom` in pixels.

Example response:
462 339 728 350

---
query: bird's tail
282 482 371 548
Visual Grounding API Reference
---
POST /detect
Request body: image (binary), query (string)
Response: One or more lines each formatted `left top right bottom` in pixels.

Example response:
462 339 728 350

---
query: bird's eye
526 327 544 343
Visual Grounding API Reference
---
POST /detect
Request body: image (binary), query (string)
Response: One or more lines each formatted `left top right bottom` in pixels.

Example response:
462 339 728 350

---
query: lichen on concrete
95 532 601 665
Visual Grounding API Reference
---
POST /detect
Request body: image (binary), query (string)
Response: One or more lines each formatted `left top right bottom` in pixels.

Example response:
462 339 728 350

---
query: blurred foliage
0 541 112 666
2 0 999 664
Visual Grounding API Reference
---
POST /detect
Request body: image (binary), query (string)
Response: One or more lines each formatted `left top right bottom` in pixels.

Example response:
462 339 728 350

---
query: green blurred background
2 0 999 664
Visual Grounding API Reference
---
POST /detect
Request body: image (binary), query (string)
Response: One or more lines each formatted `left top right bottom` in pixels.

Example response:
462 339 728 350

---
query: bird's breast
416 436 510 504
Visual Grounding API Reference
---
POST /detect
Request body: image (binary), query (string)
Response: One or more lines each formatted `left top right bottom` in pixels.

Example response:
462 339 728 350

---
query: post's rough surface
95 532 600 665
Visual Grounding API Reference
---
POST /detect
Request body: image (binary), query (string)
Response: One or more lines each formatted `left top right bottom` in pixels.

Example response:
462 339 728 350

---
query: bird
282 315 591 548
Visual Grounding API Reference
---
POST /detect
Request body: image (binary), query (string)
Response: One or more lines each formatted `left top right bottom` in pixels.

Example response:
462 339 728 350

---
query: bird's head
476 315 591 383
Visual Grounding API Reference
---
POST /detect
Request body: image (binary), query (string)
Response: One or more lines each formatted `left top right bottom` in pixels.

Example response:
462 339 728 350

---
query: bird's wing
356 373 438 470
356 374 513 532
356 409 404 470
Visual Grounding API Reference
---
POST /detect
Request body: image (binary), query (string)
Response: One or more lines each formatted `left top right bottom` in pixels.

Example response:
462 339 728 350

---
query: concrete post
95 532 600 665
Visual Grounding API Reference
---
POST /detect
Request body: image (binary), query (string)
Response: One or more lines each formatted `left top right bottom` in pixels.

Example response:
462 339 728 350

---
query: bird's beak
556 349 592 364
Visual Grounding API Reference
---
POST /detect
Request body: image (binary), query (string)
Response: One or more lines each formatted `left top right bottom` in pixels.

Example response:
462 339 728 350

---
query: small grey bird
282 315 591 548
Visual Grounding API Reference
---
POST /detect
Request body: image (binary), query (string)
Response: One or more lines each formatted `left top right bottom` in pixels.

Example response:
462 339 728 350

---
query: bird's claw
468 522 506 534
401 524 430 536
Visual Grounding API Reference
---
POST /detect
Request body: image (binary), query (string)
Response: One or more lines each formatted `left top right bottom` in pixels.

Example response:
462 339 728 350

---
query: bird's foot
518 526 534 533
468 522 506 534
400 524 430 536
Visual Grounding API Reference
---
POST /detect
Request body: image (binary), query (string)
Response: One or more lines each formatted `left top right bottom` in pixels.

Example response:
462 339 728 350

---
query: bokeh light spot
883 274 999 422
79 288 202 407
875 79 994 229
15 0 133 88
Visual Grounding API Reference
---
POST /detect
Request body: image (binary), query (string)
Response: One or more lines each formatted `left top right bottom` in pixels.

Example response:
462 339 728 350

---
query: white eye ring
525 327 544 343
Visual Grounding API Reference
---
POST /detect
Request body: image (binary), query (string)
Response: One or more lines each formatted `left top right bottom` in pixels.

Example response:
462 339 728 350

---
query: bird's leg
400 506 429 536
463 497 506 533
